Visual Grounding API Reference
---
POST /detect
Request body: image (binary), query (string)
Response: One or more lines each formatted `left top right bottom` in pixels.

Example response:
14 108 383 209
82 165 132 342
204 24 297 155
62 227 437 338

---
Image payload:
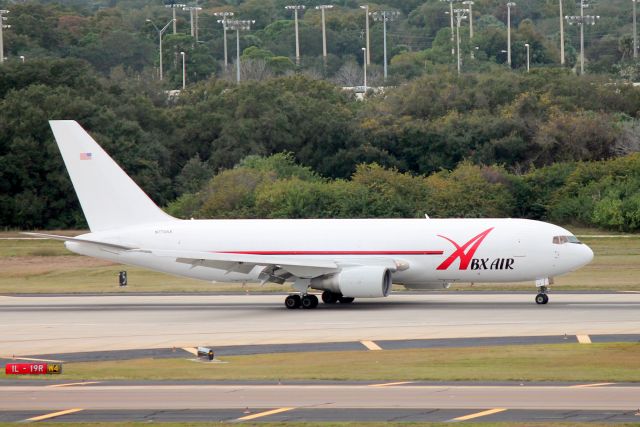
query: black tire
535 294 547 305
285 294 301 309
322 290 338 304
301 294 318 309
338 296 355 304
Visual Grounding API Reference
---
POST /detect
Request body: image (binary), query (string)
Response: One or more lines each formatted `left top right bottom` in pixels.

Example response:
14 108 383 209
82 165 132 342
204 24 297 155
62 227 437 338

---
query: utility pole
215 12 234 70
285 5 305 66
0 10 9 64
183 5 202 40
146 18 175 80
525 43 530 71
441 0 460 56
559 0 565 65
634 0 638 58
453 8 468 75
360 5 370 64
507 2 516 68
565 1 599 75
463 1 474 39
226 19 254 83
371 10 399 81
316 5 333 67
165 2 186 35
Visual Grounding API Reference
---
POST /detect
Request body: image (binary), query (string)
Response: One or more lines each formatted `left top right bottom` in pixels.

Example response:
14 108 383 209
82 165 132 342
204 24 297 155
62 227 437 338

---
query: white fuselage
66 218 594 287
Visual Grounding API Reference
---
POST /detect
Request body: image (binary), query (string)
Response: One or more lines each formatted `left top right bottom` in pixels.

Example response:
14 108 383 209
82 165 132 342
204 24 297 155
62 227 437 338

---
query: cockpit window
553 235 582 245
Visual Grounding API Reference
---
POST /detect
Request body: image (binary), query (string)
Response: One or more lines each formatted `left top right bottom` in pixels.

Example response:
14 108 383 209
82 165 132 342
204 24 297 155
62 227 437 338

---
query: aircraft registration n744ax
29 121 594 309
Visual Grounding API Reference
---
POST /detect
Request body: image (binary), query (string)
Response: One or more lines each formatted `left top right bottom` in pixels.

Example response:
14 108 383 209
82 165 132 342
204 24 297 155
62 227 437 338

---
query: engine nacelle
310 266 392 298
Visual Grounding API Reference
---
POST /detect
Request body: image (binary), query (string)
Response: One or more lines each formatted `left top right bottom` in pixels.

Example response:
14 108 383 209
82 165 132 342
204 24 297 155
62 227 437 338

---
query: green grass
6 343 638 383
1 233 639 293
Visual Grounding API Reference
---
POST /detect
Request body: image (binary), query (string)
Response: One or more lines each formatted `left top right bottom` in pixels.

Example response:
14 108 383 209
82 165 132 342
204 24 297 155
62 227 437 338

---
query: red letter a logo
436 228 494 270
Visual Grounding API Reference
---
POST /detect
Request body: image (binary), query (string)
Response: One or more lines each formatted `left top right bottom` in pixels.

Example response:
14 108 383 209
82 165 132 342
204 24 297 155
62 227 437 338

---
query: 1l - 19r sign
5 363 62 375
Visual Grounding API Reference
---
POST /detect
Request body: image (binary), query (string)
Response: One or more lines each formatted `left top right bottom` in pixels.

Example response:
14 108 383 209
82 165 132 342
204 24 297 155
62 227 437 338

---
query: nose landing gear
535 278 552 305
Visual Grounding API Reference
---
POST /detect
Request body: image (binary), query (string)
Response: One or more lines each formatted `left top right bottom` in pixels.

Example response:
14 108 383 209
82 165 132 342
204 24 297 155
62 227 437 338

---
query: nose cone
571 242 594 270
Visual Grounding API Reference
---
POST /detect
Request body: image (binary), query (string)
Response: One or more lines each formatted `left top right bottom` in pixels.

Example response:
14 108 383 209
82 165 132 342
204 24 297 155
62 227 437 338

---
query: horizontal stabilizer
22 232 136 251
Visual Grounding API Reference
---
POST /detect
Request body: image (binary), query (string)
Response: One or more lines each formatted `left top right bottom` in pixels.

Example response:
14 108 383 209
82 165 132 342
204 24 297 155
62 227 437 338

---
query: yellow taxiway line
47 382 101 388
450 408 507 422
569 382 616 388
23 408 83 422
369 381 414 387
235 407 295 421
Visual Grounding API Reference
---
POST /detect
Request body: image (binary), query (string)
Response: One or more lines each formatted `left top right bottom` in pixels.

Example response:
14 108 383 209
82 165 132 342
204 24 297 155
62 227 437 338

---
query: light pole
183 5 202 40
453 8 468 75
226 19 254 83
215 12 234 70
316 5 333 66
19 55 24 62
285 5 305 66
525 43 530 71
565 1 599 75
362 47 367 91
360 5 370 65
559 0 565 65
371 10 399 81
506 2 516 68
441 0 460 56
165 2 186 35
146 18 175 81
634 0 638 58
0 10 9 64
463 1 474 39
180 51 186 89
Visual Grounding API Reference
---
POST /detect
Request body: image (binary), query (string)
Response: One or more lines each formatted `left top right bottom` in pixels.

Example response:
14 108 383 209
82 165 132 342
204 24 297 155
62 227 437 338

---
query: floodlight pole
225 19 254 83
165 2 186 34
181 51 186 88
285 5 305 66
362 47 367 90
565 1 599 75
453 8 468 75
525 43 530 71
184 5 202 39
316 5 333 66
634 0 638 58
215 12 234 70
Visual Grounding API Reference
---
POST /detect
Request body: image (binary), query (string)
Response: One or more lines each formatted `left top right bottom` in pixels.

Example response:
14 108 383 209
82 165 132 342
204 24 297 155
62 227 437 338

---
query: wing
142 249 407 284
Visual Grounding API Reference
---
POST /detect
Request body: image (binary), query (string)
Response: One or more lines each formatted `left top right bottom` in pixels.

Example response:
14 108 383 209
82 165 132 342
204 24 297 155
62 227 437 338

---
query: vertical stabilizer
49 120 175 232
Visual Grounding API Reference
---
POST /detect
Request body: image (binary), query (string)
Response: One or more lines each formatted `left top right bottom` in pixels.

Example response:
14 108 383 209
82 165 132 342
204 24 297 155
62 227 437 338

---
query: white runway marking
360 340 382 351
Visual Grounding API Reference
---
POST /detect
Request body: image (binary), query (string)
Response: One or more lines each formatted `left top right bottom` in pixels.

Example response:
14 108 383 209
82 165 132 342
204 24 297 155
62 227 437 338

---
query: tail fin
49 120 175 232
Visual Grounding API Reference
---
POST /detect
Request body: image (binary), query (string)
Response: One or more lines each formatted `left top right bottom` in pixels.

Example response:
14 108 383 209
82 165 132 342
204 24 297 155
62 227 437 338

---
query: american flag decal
80 152 92 160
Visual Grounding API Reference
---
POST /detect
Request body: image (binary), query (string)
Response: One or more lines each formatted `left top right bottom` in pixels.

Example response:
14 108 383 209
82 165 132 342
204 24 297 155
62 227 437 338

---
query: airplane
27 120 594 309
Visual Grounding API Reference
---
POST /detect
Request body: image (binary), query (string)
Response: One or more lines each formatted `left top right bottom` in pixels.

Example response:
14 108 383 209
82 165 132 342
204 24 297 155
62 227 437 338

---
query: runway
0 382 639 423
1 293 639 355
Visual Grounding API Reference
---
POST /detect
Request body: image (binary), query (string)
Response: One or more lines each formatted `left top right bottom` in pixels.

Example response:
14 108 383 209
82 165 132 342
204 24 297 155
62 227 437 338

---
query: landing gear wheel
322 290 339 304
338 296 355 304
285 294 302 309
301 294 319 309
535 293 549 305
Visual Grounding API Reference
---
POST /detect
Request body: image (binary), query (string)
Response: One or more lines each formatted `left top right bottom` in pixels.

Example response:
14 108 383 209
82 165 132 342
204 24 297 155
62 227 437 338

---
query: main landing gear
285 293 318 309
284 291 356 309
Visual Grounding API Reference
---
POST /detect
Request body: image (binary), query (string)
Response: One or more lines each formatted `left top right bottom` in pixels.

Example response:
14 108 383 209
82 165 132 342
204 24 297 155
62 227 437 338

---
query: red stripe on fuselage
214 250 444 255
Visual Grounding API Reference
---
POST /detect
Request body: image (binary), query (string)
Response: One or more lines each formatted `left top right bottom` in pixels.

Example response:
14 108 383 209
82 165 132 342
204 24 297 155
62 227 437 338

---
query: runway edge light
5 363 63 375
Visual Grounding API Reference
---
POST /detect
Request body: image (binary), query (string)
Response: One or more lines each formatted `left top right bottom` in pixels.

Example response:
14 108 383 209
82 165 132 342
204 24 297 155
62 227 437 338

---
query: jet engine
310 266 392 298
